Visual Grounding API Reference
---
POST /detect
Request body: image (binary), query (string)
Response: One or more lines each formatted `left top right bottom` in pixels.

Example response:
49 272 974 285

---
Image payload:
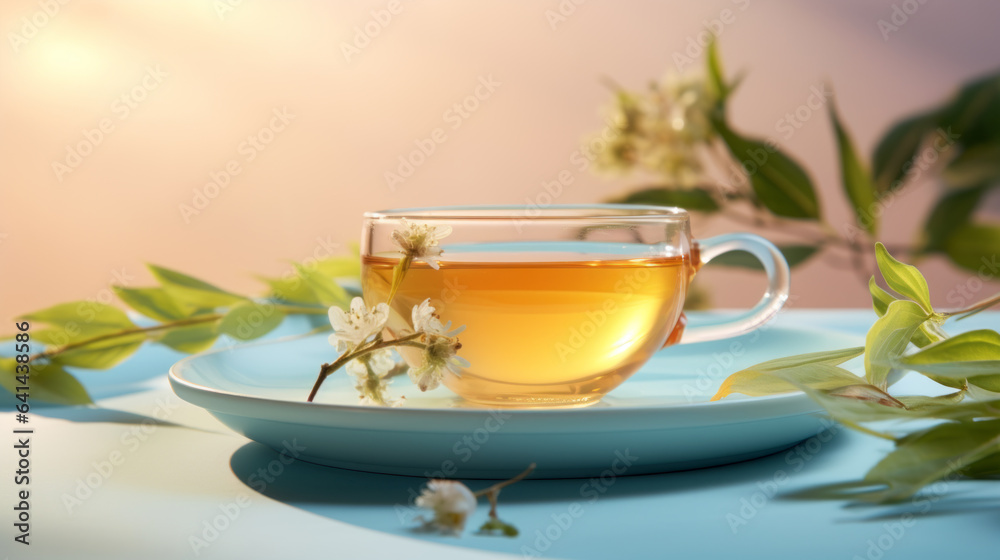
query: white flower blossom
328 297 389 353
345 348 404 406
345 348 395 380
409 335 469 392
594 71 716 187
415 480 478 534
391 220 453 270
411 299 464 336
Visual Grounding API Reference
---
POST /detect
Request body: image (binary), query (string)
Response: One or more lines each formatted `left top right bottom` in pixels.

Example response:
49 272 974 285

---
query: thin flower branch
308 217 463 406
307 331 425 402
414 463 536 537
472 463 537 499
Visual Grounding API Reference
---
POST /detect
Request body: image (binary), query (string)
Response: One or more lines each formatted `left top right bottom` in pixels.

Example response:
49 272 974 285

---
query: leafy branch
602 37 1000 283
1 254 361 405
713 243 1000 503
306 331 424 403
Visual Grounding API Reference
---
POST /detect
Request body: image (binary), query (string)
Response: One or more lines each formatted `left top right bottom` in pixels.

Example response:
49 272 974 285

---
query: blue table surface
5 310 999 560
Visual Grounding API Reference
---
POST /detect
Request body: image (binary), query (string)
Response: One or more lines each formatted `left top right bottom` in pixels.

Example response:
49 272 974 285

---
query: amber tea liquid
362 252 691 407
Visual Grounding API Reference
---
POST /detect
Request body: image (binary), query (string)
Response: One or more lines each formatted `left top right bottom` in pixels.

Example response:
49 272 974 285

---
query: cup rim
364 204 689 221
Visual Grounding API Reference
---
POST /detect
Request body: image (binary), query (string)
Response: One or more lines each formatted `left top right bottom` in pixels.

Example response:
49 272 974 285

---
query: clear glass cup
361 204 789 408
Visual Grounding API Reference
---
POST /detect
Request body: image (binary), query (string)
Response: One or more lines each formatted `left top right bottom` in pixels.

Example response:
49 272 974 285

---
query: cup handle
678 233 790 344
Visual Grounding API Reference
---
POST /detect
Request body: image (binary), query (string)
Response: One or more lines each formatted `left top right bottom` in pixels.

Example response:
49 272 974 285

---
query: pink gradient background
2 0 998 320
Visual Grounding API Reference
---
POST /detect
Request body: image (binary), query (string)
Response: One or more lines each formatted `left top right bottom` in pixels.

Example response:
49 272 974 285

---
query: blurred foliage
2 254 359 404
600 38 1000 278
714 243 1000 504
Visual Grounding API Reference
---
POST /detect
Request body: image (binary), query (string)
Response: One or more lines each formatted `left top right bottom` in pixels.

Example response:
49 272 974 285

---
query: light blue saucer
169 325 862 479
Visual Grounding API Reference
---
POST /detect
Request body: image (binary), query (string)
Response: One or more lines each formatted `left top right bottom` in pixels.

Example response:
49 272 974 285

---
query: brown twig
473 463 537 500
306 332 426 402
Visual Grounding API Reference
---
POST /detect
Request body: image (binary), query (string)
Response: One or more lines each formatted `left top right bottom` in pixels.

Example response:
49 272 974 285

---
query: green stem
307 332 425 402
386 254 412 305
27 302 329 364
363 360 386 406
29 314 223 363
719 205 841 248
943 291 1000 318
839 418 897 441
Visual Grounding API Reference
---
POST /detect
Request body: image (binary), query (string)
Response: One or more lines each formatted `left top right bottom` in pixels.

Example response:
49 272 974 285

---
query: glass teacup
362 205 789 408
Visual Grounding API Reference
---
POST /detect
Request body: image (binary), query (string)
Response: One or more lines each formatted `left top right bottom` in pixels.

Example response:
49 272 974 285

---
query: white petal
389 228 408 251
370 302 390 331
408 365 441 392
345 358 368 380
411 299 437 333
368 349 397 377
416 480 477 533
429 225 452 241
348 297 367 318
327 306 351 332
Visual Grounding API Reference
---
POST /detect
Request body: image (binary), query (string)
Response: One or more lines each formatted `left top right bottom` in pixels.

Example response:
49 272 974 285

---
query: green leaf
920 186 986 254
936 73 1000 147
709 244 819 270
156 323 219 354
941 144 1000 190
969 375 1000 392
824 383 906 408
870 279 942 350
262 256 361 305
865 300 929 389
830 99 879 235
872 111 940 194
780 386 911 440
804 386 997 424
894 391 966 410
614 187 720 212
897 329 1000 378
712 116 820 219
294 264 351 308
0 359 92 405
711 347 864 400
713 363 865 401
218 301 286 341
148 264 247 310
872 71 1000 196
862 419 1000 502
705 35 729 103
957 451 1000 479
874 243 933 313
869 276 895 317
113 286 188 322
52 333 146 370
22 301 136 344
944 223 1000 272
312 255 362 280
736 346 865 371
260 274 322 305
912 325 943 350
478 517 519 537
